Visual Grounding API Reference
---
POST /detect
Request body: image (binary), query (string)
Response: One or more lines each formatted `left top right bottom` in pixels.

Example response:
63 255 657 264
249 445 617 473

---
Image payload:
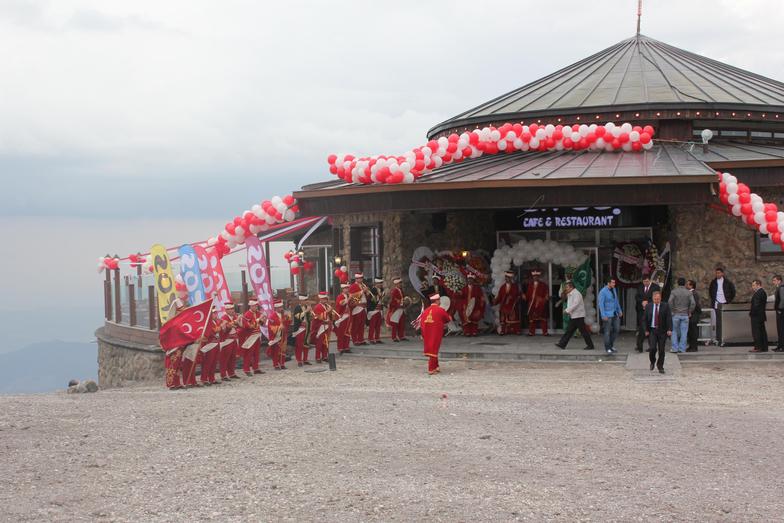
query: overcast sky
1 0 783 320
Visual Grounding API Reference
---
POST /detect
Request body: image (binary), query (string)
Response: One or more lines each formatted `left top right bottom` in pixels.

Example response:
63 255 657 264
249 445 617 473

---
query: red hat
354 272 364 279
429 293 441 301
273 300 283 308
349 283 362 294
318 291 329 299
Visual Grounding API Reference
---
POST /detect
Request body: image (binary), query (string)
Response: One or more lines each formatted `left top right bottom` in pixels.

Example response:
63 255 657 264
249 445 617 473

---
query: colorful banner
192 245 216 300
205 246 232 316
246 235 272 337
150 243 178 323
178 244 207 305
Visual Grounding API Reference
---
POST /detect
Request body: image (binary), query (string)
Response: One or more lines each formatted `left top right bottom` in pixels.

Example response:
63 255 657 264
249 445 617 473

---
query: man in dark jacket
749 279 768 353
686 279 702 352
709 266 736 342
645 291 672 374
635 276 661 352
773 275 784 352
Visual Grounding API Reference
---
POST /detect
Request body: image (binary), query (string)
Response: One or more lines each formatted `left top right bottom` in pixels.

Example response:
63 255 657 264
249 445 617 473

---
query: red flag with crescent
158 299 213 351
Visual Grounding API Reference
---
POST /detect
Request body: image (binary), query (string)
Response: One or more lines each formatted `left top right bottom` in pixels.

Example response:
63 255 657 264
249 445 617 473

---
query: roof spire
636 0 642 35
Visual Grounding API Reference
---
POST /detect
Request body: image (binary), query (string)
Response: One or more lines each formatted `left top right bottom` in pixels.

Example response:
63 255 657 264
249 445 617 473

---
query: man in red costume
421 293 451 375
460 273 486 337
198 303 221 385
266 300 286 370
525 268 550 336
163 290 189 390
237 300 263 376
494 271 521 335
310 292 332 363
350 273 369 345
218 303 240 381
334 283 352 353
279 300 292 369
386 277 408 342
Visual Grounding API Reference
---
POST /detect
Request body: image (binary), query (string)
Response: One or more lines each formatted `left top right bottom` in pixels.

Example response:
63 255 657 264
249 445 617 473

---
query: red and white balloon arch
717 172 784 251
328 121 655 185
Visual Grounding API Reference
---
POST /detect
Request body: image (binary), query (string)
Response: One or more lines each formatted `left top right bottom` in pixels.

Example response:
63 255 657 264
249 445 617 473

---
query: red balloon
766 210 778 222
233 216 242 226
618 133 630 144
329 165 338 174
291 267 300 275
529 123 539 134
639 132 651 144
739 193 751 204
719 182 727 194
764 203 778 213
226 223 236 235
448 133 459 142
586 132 596 143
446 142 457 153
552 129 563 141
521 132 532 143
462 146 472 157
611 138 621 149
737 183 750 194
512 123 523 135
745 213 757 226
643 125 655 136
769 222 780 234
578 138 589 149
327 154 337 165
740 203 753 215
468 132 479 145
571 124 580 132
633 126 642 133
631 141 642 151
563 137 573 148
595 126 606 138
719 193 729 205
283 195 295 205
545 138 555 148
772 232 782 244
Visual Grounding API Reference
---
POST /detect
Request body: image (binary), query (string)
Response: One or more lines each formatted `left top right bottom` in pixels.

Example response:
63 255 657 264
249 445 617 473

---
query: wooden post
148 286 157 330
113 269 122 324
288 260 295 291
104 280 112 320
128 284 137 326
136 264 143 301
241 270 249 312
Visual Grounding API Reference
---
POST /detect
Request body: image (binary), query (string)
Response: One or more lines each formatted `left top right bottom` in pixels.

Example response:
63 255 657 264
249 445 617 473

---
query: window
756 233 784 260
349 225 382 280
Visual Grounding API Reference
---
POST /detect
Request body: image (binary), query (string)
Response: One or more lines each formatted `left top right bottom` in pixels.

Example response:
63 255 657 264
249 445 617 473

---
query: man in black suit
773 275 784 352
635 276 661 353
645 291 672 373
709 266 736 342
686 279 702 352
749 279 768 353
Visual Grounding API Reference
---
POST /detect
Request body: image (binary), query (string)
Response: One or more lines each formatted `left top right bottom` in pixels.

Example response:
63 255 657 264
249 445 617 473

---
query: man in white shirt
555 282 595 350
709 266 736 342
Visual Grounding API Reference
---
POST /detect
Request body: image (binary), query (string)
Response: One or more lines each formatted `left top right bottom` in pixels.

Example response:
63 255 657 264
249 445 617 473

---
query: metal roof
429 34 784 136
297 143 716 197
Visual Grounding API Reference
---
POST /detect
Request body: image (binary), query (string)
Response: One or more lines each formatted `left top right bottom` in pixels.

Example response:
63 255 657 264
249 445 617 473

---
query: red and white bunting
717 172 784 251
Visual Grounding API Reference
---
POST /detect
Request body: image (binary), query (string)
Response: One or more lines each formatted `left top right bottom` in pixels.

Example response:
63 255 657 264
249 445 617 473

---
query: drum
439 296 451 311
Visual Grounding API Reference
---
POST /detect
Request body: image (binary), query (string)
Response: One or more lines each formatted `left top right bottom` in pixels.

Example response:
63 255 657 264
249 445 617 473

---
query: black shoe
393 339 399 343
658 369 665 374
344 349 352 354
583 346 594 351
303 361 312 365
635 348 643 353
376 340 384 344
554 343 565 350
772 348 784 352
400 337 409 342
650 362 655 371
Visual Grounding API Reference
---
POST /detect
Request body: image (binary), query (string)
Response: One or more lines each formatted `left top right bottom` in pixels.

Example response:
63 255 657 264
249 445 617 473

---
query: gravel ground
1 358 783 522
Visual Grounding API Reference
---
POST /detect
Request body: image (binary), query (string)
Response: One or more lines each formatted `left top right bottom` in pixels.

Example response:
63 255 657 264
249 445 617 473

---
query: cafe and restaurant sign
519 207 623 230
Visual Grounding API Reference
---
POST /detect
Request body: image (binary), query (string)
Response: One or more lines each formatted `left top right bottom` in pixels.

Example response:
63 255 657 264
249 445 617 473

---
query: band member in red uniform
292 295 312 366
494 271 521 335
163 291 189 390
350 274 369 345
460 273 486 337
310 292 332 363
198 303 221 385
266 300 285 370
218 303 240 381
279 300 292 369
237 300 262 376
334 283 352 353
367 278 385 343
387 277 408 342
421 293 451 375
250 302 265 374
525 268 550 336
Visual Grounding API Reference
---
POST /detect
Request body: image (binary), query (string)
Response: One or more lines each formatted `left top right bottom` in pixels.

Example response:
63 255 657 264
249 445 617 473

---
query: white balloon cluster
490 238 599 333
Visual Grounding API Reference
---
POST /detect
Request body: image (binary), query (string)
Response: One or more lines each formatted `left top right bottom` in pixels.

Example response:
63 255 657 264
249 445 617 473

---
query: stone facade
96 324 163 388
671 189 784 306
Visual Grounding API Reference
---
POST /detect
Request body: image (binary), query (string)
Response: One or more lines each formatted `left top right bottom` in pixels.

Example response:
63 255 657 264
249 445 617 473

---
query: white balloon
545 124 555 136
754 211 766 224
760 222 769 235
595 137 606 148
727 193 739 205
497 140 507 150
284 209 296 221
629 131 640 142
505 131 516 141
725 182 738 194
701 128 714 143
642 141 654 150
752 201 764 213
579 124 589 137
535 129 546 140
403 173 415 184
571 132 581 142
529 138 540 148
620 122 633 133
489 130 501 142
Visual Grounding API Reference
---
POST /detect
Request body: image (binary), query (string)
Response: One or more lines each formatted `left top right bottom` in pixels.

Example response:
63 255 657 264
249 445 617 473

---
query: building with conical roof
295 34 784 342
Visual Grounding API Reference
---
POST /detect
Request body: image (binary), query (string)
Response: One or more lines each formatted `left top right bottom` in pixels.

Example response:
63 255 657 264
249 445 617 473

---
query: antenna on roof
636 0 642 35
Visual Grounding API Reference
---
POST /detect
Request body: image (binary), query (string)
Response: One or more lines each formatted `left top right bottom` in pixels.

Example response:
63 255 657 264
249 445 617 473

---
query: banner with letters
192 245 217 301
150 243 178 323
178 244 207 305
245 235 272 337
204 247 231 317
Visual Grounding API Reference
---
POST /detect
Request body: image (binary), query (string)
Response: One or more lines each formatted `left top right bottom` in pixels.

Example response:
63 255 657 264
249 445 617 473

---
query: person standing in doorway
525 268 549 336
772 275 784 352
555 282 595 351
634 276 660 352
494 271 521 335
598 278 622 354
668 278 695 353
749 279 768 353
645 291 672 374
686 279 702 352
709 266 736 342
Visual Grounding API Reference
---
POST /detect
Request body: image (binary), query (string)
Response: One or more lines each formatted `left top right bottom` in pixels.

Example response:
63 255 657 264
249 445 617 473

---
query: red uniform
386 287 406 341
266 310 285 369
292 304 310 365
334 293 352 352
525 279 549 336
350 284 368 345
218 314 239 379
237 309 262 375
459 283 486 337
163 298 188 389
421 304 451 374
310 302 331 362
494 281 521 335
199 315 221 384
367 286 384 343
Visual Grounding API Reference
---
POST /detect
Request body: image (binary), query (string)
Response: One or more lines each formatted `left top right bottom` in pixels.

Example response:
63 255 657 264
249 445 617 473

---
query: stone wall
671 187 784 305
96 324 163 388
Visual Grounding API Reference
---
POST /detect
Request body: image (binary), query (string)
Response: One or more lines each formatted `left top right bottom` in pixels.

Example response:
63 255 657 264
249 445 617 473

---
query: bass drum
439 296 451 312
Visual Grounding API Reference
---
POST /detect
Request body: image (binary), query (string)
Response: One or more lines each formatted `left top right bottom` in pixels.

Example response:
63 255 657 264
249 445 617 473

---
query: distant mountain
0 341 97 394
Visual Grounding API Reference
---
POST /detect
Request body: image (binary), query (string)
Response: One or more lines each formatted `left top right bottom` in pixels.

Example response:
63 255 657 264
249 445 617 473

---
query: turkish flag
158 299 213 351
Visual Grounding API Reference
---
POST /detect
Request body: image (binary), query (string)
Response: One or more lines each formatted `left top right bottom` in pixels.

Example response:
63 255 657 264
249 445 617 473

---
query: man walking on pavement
645 291 672 374
554 282 595 351
668 277 695 353
635 276 660 352
598 278 622 354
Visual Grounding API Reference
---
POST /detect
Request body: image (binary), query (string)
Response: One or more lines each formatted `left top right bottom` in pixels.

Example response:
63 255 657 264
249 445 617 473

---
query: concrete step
342 345 625 363
625 350 680 382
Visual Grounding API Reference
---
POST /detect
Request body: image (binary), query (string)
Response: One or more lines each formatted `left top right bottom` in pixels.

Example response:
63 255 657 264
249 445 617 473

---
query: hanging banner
246 235 272 337
150 243 178 323
178 244 206 305
193 245 217 301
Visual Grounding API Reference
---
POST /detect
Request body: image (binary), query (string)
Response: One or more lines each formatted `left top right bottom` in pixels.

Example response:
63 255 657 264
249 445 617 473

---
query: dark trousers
635 311 646 350
687 315 700 351
751 317 768 351
648 330 667 370
557 317 594 349
776 311 784 349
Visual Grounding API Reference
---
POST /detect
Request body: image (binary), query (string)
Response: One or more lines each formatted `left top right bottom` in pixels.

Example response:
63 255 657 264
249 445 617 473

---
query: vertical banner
246 236 273 337
178 244 207 305
206 247 232 316
193 245 217 301
150 243 177 323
